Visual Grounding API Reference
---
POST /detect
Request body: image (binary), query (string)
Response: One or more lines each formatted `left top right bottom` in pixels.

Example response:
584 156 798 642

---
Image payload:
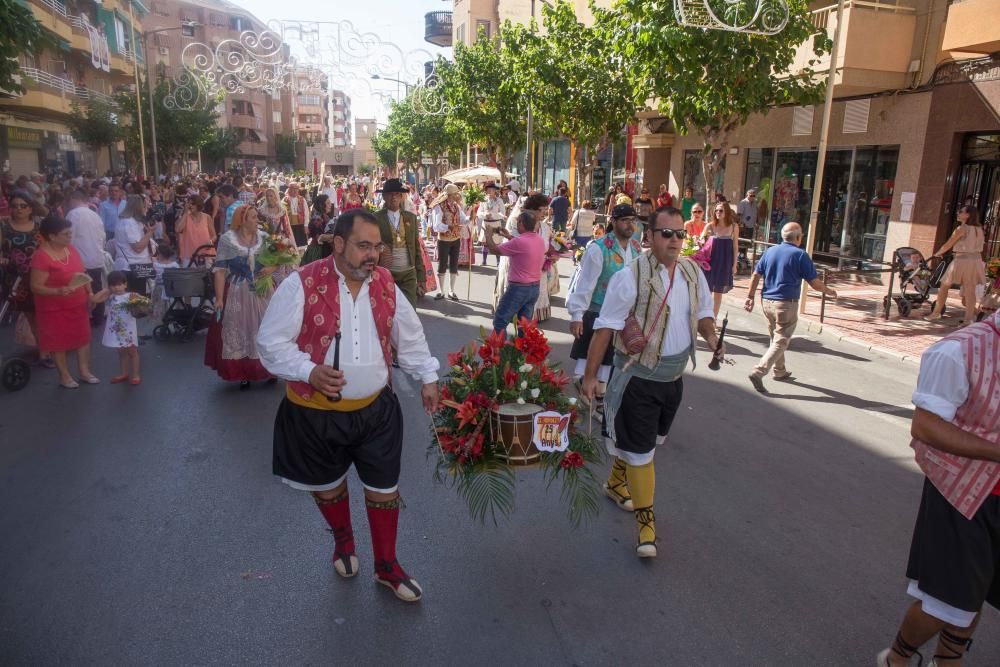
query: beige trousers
753 299 798 377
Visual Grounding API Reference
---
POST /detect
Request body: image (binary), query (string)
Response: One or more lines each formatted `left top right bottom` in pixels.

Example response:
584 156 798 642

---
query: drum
491 402 543 466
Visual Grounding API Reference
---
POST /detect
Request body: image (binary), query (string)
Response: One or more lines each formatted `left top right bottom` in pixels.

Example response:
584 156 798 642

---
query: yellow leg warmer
604 457 633 509
626 461 656 556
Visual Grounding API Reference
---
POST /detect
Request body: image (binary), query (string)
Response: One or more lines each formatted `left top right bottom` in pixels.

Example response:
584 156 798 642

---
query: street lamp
142 20 201 182
370 74 411 99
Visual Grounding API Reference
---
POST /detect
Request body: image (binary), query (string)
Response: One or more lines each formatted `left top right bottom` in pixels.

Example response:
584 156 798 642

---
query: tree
437 25 534 185
200 128 242 172
68 100 124 172
602 0 830 200
275 134 296 166
505 2 643 200
0 0 51 95
371 95 464 177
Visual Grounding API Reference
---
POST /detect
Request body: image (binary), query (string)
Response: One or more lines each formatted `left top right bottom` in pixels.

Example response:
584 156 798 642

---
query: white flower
520 380 528 389
516 397 526 405
495 389 501 396
519 364 533 373
530 388 540 399
568 397 577 406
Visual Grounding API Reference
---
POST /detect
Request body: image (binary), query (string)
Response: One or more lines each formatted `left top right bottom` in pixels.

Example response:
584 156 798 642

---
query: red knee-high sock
366 497 406 579
313 491 355 560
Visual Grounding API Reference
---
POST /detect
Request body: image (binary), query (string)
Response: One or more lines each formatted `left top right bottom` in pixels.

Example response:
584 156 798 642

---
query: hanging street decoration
673 0 790 35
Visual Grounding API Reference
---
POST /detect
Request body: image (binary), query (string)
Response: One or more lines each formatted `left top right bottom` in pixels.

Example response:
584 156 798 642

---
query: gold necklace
50 245 70 265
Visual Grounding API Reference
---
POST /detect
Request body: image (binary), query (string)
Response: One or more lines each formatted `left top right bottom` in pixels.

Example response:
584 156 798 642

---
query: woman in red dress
30 216 98 388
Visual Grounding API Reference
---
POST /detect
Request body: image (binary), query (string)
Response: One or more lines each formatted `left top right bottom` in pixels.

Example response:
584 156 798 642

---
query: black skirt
570 310 614 366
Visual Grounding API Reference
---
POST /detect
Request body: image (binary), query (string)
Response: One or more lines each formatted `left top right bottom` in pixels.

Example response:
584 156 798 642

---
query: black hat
611 203 636 218
483 181 500 190
377 178 410 194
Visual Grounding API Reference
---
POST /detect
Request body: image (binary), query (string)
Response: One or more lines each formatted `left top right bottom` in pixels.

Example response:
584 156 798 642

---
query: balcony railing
425 11 453 47
810 0 914 30
19 66 119 107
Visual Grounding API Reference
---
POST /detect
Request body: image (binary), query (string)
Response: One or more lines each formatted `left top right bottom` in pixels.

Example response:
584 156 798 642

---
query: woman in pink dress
30 216 97 388
176 194 217 266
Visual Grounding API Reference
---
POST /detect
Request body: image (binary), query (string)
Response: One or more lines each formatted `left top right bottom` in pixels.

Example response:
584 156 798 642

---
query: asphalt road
1 258 997 666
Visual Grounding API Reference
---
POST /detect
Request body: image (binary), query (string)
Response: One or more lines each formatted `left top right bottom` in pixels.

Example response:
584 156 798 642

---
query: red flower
539 364 569 389
560 451 584 470
455 399 482 431
448 350 464 367
440 385 453 402
485 329 508 351
503 368 519 388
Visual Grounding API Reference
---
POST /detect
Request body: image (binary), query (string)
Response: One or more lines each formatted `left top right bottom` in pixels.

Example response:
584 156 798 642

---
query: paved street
1 257 997 665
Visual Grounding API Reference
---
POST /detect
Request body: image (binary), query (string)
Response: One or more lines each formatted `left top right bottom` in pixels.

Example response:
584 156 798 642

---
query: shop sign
6 126 43 149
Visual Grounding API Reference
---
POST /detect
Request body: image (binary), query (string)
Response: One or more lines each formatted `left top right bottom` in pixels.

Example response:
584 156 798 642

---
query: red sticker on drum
533 411 571 452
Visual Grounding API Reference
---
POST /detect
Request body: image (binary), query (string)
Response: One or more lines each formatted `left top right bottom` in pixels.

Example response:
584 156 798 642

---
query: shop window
540 140 570 197
682 149 725 209
744 148 775 238
771 149 818 242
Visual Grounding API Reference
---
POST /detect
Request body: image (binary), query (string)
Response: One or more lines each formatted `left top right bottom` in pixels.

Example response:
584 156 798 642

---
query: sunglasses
650 228 687 240
692 210 704 214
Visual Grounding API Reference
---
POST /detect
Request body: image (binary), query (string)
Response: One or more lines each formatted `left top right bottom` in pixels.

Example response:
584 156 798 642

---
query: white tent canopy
441 165 503 185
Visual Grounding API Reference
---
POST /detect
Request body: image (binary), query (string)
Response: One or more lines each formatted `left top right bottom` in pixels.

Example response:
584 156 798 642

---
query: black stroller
0 275 32 391
152 244 216 342
884 247 953 318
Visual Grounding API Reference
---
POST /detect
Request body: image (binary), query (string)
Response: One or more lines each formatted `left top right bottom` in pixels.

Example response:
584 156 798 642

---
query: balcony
425 11 452 47
941 0 1000 54
229 114 263 130
791 1 917 96
2 67 119 116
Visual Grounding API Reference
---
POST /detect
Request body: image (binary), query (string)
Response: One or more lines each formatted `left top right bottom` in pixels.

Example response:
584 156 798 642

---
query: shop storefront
952 133 1000 260
539 139 571 196
743 145 899 262
682 149 726 209
2 125 43 176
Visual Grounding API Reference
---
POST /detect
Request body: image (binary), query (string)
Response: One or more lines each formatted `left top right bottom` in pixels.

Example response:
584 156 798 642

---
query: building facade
0 0 146 177
635 0 1000 265
331 90 351 147
142 0 290 170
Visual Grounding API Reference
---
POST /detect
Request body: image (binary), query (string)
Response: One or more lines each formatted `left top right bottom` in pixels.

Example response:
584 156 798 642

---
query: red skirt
203 281 273 382
35 303 91 353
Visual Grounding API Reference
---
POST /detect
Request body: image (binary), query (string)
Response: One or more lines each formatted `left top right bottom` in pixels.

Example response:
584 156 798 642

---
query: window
682 149 726 209
273 111 282 124
231 100 247 115
298 94 322 107
181 23 195 37
456 23 466 45
476 20 491 41
229 16 251 32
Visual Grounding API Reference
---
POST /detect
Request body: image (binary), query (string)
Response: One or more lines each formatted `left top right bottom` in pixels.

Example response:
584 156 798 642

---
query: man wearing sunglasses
581 206 722 558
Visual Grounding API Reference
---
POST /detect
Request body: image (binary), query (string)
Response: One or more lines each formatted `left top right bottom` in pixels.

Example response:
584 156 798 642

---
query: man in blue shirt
98 183 125 237
743 222 837 392
549 187 571 233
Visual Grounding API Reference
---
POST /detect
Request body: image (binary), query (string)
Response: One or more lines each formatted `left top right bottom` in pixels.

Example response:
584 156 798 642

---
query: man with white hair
743 221 837 393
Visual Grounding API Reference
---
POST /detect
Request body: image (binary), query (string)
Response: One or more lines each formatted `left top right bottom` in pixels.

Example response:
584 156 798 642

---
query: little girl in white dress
91 270 142 385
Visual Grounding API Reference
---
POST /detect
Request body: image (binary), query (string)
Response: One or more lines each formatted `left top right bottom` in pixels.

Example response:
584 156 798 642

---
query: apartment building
0 0 146 176
289 65 329 147
331 90 351 147
142 0 290 170
635 0 1000 264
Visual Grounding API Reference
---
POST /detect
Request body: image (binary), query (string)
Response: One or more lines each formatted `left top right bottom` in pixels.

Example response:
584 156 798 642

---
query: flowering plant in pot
431 318 604 525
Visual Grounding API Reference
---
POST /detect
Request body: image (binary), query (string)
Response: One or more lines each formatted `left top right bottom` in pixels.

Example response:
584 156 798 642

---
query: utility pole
127 1 147 178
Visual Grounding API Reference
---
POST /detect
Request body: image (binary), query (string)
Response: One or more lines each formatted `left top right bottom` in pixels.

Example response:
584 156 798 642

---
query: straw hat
432 183 461 207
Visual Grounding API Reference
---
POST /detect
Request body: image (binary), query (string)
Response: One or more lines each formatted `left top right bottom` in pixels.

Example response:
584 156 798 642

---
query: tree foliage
0 0 52 95
437 25 535 183
68 99 124 170
275 133 296 166
200 128 242 171
600 0 830 196
505 2 643 199
371 94 463 176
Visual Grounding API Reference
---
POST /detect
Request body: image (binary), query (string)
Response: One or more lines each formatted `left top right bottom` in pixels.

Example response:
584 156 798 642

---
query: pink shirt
496 231 546 284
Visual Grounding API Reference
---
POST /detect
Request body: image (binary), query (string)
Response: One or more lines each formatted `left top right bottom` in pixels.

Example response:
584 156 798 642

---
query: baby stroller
884 247 953 318
152 244 216 342
0 277 32 391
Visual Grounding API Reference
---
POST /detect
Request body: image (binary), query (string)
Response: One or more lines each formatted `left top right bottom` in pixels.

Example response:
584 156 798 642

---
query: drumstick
327 332 342 403
708 312 728 371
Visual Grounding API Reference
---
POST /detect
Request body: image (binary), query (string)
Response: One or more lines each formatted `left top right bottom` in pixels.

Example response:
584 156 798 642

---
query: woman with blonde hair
204 205 275 388
925 205 987 324
702 202 738 318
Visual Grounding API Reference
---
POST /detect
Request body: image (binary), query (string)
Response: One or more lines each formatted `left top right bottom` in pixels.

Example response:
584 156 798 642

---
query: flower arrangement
254 234 299 296
431 318 604 526
680 234 703 257
550 231 575 254
125 294 152 318
987 257 1000 282
463 184 486 208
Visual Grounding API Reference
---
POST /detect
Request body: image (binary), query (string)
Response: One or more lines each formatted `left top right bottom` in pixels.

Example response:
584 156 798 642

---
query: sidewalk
723 271 966 363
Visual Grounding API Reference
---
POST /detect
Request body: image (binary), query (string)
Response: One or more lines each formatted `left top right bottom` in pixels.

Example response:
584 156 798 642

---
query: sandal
59 379 80 389
110 375 129 384
79 375 101 385
130 377 141 386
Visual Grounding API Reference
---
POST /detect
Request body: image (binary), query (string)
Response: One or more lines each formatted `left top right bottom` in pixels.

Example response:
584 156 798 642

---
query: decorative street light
370 74 412 99
143 20 201 182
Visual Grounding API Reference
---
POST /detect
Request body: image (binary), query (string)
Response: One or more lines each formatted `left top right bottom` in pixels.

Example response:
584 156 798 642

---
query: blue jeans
493 282 540 335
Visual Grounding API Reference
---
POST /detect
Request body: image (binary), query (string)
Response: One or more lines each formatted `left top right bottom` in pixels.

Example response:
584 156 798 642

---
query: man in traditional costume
256 209 441 602
430 183 468 301
566 204 642 503
283 182 309 247
373 178 426 306
477 182 506 267
877 310 1000 667
582 206 722 559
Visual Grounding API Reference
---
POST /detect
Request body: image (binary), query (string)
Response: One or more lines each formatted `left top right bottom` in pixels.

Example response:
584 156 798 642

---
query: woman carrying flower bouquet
204 205 276 389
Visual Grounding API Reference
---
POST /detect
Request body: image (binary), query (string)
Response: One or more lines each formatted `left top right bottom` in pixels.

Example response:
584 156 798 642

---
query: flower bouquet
255 234 300 296
431 318 604 526
463 184 486 209
987 257 1000 282
550 231 575 254
125 294 152 318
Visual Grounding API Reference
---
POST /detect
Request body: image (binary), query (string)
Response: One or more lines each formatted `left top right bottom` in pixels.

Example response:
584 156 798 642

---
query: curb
721 293 921 366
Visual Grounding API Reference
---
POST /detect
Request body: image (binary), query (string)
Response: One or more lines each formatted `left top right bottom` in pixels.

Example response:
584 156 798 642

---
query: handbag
129 263 155 280
620 263 676 355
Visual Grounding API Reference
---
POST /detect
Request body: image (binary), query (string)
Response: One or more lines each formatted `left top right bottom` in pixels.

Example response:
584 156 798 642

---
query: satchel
620 262 675 355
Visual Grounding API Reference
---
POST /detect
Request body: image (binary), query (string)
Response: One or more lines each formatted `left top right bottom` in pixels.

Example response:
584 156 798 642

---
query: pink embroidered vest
286 258 397 401
911 318 1000 519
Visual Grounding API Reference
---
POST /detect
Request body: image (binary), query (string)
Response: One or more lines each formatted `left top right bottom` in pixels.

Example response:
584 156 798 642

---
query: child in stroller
152 243 216 341
884 247 953 318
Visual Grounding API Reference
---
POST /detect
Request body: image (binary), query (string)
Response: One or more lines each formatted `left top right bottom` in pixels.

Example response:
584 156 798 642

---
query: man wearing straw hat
430 183 469 301
283 182 309 247
373 178 426 306
581 206 722 559
257 208 440 603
